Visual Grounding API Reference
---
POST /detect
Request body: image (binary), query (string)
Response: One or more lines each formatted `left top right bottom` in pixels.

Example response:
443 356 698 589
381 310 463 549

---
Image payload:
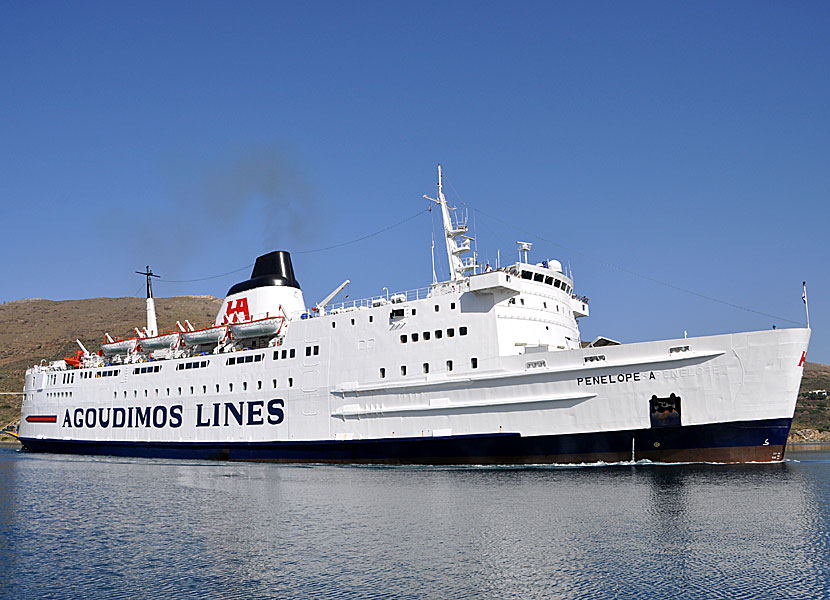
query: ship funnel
216 250 306 325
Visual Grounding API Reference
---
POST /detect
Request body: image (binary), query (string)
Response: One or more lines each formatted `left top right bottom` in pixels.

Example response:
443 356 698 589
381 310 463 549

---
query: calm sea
1 446 829 600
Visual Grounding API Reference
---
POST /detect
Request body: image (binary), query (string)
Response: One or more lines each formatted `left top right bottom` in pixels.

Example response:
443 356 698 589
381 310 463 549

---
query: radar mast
424 165 475 281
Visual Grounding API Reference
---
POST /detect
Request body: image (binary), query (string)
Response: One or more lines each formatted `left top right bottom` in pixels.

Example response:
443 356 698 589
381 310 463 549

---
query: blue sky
2 1 829 362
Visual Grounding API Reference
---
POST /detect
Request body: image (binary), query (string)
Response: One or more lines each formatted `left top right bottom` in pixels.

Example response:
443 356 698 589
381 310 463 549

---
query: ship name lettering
62 405 185 429
576 372 643 386
195 399 285 427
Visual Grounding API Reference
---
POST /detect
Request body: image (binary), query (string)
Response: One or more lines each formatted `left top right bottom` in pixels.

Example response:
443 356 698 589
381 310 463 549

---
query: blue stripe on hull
19 418 793 464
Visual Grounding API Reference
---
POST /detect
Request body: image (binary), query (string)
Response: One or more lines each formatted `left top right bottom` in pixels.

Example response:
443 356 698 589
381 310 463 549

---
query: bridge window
435 330 443 339
460 327 467 336
423 331 431 341
412 333 419 342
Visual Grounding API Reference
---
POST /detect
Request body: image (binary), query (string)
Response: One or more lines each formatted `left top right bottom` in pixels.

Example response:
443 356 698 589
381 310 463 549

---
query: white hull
19 319 809 462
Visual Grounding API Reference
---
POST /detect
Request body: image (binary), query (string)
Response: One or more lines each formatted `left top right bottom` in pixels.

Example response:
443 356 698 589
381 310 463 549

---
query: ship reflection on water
2 449 829 599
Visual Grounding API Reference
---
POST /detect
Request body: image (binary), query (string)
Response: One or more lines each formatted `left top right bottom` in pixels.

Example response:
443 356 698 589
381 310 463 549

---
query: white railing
321 284 446 315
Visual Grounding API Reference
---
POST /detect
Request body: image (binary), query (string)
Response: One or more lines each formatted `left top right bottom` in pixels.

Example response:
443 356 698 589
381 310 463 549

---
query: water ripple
1 449 829 599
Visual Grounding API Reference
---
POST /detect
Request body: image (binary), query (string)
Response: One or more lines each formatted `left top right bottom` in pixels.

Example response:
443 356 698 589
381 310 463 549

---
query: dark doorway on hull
650 393 681 427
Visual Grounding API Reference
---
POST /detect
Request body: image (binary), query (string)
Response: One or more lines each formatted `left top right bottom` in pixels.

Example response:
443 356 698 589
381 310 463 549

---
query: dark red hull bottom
19 417 792 465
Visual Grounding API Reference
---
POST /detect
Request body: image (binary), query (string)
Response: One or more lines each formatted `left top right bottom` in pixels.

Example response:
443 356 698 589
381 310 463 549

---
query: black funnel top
226 251 301 296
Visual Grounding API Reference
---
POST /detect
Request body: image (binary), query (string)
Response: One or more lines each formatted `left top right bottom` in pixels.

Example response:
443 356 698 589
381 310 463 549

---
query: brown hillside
793 361 830 438
0 296 221 433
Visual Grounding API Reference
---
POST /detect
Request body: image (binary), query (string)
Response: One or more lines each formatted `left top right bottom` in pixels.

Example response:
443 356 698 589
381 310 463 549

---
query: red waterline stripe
26 415 57 423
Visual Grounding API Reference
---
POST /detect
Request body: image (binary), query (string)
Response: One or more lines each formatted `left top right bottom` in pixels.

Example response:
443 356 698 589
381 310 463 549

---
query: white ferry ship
17 168 810 463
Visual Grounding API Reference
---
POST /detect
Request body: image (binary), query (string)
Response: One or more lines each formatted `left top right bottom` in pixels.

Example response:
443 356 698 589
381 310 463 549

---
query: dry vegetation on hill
2 298 828 442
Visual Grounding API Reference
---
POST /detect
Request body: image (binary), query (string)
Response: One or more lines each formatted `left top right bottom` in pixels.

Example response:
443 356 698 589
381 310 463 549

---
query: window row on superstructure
113 375 295 401
400 326 468 344
77 369 120 380
226 353 264 366
176 360 209 371
518 269 573 294
379 356 478 379
508 296 573 317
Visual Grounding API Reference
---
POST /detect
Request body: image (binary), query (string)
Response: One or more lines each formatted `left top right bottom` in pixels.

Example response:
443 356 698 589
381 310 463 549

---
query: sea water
1 447 829 599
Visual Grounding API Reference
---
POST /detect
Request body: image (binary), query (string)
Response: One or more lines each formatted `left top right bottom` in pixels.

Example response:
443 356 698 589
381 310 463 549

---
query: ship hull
19 320 809 466
19 417 790 464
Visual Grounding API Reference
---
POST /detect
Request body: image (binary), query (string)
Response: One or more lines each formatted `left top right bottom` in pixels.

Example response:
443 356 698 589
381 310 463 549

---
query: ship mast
424 164 475 281
136 266 160 336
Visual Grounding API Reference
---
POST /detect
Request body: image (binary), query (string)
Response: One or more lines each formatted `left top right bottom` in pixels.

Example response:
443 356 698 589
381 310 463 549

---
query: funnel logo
224 298 250 324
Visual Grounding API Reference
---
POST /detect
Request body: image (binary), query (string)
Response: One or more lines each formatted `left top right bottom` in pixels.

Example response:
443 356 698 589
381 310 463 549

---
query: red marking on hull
25 415 57 423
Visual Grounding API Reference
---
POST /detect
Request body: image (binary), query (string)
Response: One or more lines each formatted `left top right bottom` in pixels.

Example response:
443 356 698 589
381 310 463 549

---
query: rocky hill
1 298 828 443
